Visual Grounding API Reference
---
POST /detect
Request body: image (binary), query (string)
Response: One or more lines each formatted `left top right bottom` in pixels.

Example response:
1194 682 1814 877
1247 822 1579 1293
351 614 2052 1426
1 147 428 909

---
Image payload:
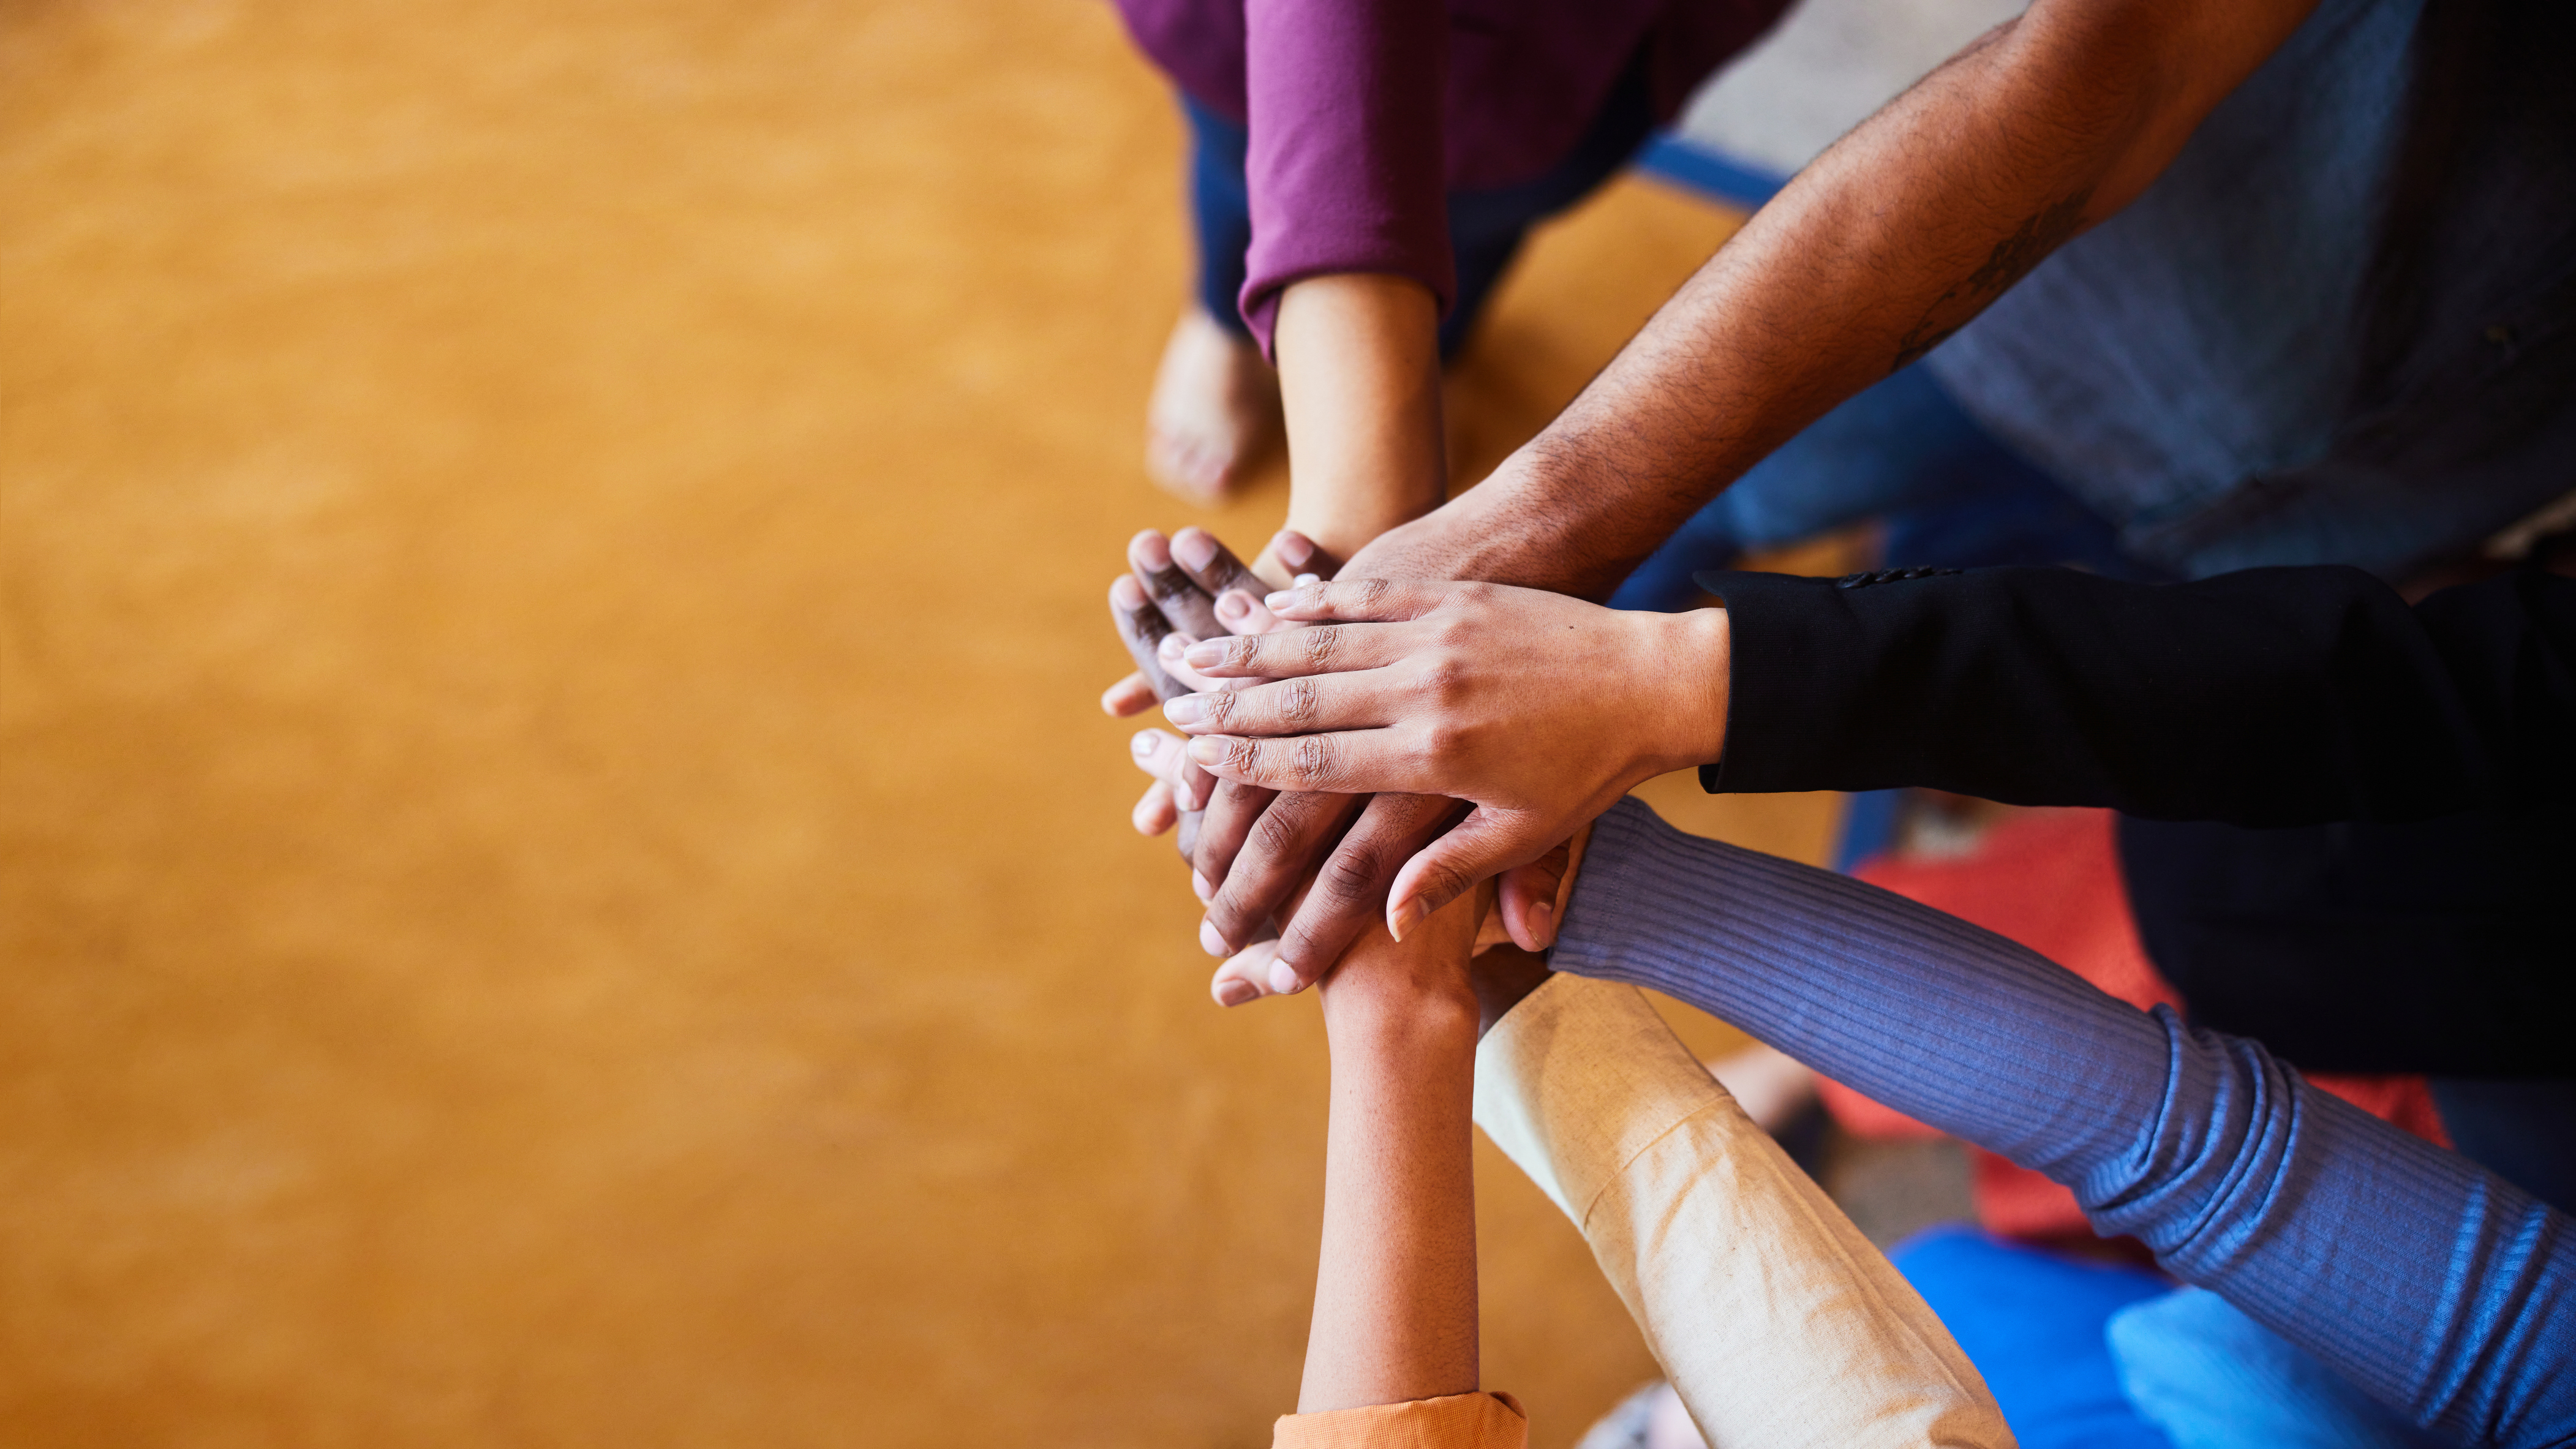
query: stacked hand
1106 531 1714 1005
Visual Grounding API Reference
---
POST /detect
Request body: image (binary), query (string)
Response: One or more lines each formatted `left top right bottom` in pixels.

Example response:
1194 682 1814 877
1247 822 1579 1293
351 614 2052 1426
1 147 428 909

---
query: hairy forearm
1299 905 1483 1412
1349 0 2316 597
1274 273 1448 565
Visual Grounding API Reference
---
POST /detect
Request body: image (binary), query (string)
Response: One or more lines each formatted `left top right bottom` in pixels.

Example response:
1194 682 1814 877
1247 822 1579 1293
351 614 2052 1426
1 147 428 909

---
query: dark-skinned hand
1105 527 1572 999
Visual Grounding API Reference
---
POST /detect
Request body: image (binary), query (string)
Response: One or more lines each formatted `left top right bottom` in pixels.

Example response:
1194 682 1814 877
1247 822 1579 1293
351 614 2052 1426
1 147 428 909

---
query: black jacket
1697 561 2576 1077
1700 562 2576 824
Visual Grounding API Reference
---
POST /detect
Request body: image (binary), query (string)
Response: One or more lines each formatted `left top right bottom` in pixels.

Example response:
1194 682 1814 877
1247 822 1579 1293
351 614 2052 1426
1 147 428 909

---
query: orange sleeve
1270 1391 1526 1449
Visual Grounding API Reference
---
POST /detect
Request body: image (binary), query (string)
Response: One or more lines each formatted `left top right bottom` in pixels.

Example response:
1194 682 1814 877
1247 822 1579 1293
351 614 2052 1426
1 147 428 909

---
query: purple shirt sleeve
1239 0 1453 353
1551 797 2576 1448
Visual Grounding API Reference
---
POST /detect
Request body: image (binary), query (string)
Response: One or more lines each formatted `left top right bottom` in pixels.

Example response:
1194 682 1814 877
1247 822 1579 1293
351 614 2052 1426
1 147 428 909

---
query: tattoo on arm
1890 187 2094 371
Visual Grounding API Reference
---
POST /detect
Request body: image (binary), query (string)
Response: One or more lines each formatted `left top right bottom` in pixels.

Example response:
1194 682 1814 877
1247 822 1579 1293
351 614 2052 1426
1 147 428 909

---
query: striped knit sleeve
1550 797 2576 1448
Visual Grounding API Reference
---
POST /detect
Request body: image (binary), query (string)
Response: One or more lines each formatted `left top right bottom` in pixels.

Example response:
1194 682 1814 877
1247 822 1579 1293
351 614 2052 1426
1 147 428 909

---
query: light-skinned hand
1168 579 1729 938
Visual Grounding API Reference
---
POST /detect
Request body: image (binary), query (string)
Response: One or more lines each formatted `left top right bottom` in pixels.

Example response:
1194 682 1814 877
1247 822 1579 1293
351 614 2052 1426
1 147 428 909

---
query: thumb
1497 837 1573 951
1387 807 1546 942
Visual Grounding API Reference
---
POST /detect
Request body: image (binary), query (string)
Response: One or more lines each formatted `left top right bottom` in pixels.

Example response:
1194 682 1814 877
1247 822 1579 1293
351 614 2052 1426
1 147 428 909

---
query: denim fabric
1925 0 2576 581
2107 1288 2446 1449
1183 49 1656 361
1608 365 2147 612
1888 1228 2174 1449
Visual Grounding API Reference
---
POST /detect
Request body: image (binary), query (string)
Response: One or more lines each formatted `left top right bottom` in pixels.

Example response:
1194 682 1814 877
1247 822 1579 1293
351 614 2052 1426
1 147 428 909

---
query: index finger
1177 621 1412 681
1129 530 1224 641
1109 575 1187 700
1169 527 1273 606
1262 578 1462 624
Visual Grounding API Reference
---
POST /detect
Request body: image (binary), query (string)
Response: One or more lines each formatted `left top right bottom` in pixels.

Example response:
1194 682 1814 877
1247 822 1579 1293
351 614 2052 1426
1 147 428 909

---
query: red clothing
1109 0 1788 347
1824 808 2447 1241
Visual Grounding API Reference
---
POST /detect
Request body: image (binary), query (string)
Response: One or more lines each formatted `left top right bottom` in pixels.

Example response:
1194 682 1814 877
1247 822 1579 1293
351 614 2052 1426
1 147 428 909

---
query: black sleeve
1698 563 2576 826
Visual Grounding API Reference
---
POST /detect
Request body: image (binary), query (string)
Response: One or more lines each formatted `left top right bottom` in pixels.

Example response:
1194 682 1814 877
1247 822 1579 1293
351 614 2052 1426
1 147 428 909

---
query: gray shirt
1925 0 2575 579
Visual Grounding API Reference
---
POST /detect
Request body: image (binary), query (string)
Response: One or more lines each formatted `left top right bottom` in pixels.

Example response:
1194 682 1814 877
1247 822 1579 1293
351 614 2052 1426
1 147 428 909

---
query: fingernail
1264 590 1295 611
1135 532 1172 570
1389 897 1429 942
1187 737 1229 766
1112 576 1147 609
1215 979 1260 1008
1192 871 1215 903
1199 919 1231 957
1183 639 1227 669
1162 694 1207 727
1268 960 1301 995
1173 778 1198 811
1529 898 1555 947
1173 530 1217 571
1293 573 1320 587
1275 532 1312 568
1214 591 1251 623
1158 633 1189 661
1131 732 1158 758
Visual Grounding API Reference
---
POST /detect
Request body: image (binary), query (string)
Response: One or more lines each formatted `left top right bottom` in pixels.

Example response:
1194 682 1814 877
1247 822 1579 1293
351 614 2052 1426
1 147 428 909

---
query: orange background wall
0 2 1834 1443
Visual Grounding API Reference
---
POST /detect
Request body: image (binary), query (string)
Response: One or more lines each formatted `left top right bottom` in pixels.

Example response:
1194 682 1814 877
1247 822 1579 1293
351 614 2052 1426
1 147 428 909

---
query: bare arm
1271 273 1448 568
1347 0 2319 597
1298 890 1486 1413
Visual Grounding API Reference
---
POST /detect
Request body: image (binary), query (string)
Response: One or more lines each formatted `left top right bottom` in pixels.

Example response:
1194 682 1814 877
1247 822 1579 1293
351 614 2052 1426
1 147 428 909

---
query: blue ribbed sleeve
1551 798 2576 1448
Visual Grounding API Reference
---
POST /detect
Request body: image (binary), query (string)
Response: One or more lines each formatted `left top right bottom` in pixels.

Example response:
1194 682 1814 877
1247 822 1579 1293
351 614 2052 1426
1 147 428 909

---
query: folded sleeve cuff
1691 569 1876 795
1271 1391 1527 1449
1471 973 1731 1226
1238 0 1453 356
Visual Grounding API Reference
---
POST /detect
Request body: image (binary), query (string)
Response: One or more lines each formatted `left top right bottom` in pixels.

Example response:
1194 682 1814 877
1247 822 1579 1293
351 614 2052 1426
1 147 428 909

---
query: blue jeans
1610 365 2161 612
1182 50 1655 361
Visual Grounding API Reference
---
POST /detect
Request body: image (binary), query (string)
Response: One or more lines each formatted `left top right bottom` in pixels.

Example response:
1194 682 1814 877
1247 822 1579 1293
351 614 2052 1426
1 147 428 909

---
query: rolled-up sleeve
1473 973 2013 1448
1239 0 1453 353
1271 1390 1526 1448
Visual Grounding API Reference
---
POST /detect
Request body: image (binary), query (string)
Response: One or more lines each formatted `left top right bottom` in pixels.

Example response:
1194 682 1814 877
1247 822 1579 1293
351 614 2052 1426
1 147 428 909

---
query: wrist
1641 607 1731 773
1320 977 1480 1057
1286 486 1441 566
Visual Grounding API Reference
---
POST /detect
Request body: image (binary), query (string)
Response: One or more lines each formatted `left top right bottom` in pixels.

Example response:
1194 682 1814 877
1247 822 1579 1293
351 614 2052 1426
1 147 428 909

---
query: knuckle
1297 626 1340 672
1416 859 1471 907
1226 734 1276 776
1290 733 1337 790
1248 799 1308 859
1415 722 1463 765
1276 677 1321 728
1147 566 1194 606
1416 656 1467 706
1350 578 1393 614
1315 842 1383 905
1222 634 1263 670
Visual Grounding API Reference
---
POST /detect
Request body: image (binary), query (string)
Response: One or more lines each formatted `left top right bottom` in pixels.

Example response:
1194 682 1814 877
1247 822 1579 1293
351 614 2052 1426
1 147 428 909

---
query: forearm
1300 901 1482 1412
1273 273 1447 565
1710 565 2576 823
1350 0 2314 596
1551 799 2576 1446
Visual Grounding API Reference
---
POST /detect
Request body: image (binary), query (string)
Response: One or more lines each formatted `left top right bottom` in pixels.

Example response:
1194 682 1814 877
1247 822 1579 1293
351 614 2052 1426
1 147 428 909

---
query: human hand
1194 821 1586 1019
1100 527 1376 981
1168 580 1727 938
1105 526 1315 848
1103 532 1573 998
1099 525 1334 725
1134 728 1581 1015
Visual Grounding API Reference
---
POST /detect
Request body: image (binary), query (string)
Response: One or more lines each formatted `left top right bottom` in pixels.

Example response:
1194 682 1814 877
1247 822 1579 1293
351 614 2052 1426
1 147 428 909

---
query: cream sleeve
1271 1390 1527 1449
1472 973 2013 1449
